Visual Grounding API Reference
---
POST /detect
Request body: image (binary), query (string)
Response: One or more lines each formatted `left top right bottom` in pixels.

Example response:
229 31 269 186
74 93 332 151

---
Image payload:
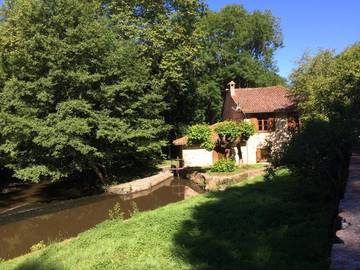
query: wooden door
256 148 262 163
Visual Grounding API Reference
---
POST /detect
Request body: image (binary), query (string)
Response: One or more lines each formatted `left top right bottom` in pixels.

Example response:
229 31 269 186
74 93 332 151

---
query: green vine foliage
187 124 214 151
239 121 257 141
215 121 256 143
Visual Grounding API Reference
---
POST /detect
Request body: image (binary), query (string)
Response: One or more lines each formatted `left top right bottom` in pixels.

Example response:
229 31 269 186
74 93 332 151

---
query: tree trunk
90 162 110 185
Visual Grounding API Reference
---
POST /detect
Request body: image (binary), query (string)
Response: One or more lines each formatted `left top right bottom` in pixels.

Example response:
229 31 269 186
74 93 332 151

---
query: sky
208 0 360 78
0 1 359 78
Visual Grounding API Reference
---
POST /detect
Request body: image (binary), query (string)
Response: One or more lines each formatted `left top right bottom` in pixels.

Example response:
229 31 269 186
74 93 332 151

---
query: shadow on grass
13 261 64 270
6 249 65 270
173 171 334 270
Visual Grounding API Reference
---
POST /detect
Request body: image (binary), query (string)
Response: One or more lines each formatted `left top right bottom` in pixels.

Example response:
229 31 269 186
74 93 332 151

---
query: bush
239 121 257 141
210 159 236 173
279 119 351 198
263 122 293 169
187 124 214 151
108 202 124 220
30 241 47 252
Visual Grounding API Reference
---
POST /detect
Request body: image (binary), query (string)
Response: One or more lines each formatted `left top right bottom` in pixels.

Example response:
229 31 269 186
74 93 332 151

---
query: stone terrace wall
331 150 360 269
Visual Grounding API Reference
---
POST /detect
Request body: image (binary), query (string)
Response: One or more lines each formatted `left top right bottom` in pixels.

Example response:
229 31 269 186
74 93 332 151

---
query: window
257 113 271 132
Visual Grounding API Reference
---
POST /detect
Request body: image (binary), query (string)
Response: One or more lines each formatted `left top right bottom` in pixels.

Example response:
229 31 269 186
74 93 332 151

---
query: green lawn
2 170 333 270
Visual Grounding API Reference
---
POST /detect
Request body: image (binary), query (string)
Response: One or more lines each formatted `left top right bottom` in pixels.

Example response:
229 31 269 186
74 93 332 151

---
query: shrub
187 124 214 151
280 119 351 198
129 201 139 217
263 121 293 169
210 159 236 173
30 241 47 252
108 202 124 220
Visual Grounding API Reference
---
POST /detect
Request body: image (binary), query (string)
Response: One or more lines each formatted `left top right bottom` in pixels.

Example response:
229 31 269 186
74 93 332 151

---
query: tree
194 5 285 123
106 3 285 127
0 0 168 183
289 50 338 121
278 44 360 197
215 120 256 159
106 0 207 131
290 44 360 123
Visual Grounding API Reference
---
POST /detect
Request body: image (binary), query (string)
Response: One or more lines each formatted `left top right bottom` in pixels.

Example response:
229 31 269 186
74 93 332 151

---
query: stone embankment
108 170 173 195
331 150 360 269
183 167 266 191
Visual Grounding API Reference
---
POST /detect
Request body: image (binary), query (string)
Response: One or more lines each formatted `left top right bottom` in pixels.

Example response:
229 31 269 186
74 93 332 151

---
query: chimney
228 81 236 97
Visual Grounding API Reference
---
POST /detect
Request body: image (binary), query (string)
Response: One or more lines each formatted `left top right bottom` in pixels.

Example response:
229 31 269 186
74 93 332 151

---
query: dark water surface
0 177 199 260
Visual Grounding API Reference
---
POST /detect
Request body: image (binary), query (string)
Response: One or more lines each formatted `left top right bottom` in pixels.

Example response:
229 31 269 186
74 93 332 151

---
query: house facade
222 81 298 163
173 81 298 167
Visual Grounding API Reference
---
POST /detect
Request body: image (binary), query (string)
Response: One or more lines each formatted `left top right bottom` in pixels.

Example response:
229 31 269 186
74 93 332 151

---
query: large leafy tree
0 0 168 183
194 5 285 123
106 0 207 130
290 44 360 122
289 50 338 121
106 2 285 127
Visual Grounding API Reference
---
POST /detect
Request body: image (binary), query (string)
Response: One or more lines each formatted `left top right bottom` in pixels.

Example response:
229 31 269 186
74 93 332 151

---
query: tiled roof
232 86 294 113
173 136 188 146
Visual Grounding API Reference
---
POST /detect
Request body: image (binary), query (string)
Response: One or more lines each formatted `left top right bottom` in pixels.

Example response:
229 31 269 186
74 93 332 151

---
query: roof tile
232 86 294 113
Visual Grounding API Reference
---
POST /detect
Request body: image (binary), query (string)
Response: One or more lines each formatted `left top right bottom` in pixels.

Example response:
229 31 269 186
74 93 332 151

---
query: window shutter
250 118 258 131
256 148 262 163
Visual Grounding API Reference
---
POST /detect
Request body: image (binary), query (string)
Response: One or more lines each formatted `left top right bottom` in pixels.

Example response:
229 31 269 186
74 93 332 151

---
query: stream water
0 177 199 260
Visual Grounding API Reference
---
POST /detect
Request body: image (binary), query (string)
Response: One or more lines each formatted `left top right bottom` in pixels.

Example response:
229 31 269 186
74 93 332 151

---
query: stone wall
331 150 360 269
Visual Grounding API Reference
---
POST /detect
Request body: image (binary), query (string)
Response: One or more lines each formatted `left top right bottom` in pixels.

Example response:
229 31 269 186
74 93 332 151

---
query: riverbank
2 170 334 269
108 170 173 195
0 168 172 218
181 164 266 191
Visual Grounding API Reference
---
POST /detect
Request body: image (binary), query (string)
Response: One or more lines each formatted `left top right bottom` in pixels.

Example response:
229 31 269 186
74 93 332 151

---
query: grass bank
205 163 265 176
2 170 333 270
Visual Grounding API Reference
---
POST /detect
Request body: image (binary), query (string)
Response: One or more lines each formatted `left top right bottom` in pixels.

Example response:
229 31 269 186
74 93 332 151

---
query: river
0 177 200 260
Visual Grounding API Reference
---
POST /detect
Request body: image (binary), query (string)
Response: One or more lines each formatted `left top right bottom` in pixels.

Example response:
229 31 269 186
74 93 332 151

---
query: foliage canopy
215 121 256 144
0 0 168 183
272 43 360 197
0 0 285 182
186 124 214 151
194 5 285 123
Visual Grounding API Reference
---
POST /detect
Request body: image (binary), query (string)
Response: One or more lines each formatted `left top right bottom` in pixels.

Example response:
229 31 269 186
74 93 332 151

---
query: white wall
240 133 269 164
183 148 213 167
239 115 288 164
